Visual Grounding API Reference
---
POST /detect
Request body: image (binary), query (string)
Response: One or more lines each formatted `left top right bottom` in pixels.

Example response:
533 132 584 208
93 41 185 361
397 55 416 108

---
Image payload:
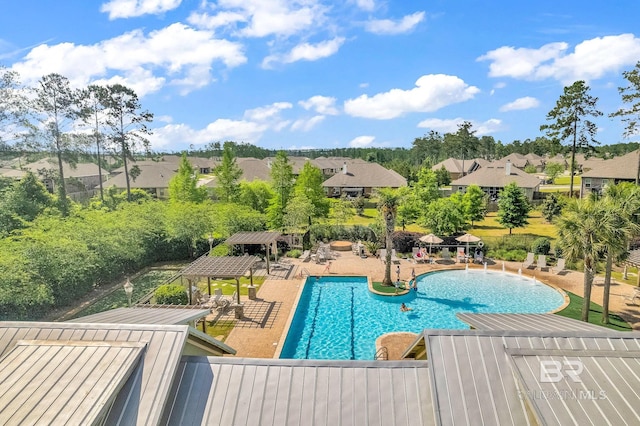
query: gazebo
179 255 260 312
225 231 281 274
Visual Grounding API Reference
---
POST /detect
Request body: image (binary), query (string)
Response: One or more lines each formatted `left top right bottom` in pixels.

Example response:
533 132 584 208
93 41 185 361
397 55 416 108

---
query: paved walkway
220 250 640 359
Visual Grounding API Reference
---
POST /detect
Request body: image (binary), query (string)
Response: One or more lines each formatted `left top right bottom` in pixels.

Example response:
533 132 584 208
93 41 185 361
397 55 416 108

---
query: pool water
280 270 565 360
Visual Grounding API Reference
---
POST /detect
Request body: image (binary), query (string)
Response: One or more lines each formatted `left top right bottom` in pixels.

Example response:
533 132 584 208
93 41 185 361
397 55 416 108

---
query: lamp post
123 278 133 307
208 234 214 253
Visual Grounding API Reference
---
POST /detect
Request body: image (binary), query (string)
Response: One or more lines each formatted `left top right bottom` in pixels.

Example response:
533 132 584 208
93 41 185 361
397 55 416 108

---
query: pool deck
223 251 640 359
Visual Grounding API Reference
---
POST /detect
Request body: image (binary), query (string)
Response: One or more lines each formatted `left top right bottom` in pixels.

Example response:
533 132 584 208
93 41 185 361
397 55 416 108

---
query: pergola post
207 277 211 296
266 244 271 274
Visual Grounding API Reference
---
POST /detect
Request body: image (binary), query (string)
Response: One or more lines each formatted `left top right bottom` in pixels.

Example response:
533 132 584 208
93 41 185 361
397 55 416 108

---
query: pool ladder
374 346 388 361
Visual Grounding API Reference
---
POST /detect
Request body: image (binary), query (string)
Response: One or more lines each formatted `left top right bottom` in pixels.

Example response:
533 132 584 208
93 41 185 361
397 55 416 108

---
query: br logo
539 360 584 383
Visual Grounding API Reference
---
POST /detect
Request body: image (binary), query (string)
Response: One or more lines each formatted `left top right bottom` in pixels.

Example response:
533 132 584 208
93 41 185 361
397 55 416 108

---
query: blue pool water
280 270 565 360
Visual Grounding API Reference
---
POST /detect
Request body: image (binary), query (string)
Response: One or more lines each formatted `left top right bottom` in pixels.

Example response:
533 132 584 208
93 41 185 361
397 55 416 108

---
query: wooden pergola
179 254 260 305
225 231 281 274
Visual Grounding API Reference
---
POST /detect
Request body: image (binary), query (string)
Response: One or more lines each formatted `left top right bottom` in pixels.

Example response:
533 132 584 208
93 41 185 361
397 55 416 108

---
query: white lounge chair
552 258 566 274
522 252 535 269
441 248 452 262
456 247 467 263
624 288 640 305
537 254 547 271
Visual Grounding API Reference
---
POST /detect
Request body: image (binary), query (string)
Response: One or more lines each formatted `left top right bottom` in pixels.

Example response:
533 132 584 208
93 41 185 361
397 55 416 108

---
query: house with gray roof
322 161 407 197
431 158 485 181
102 162 176 198
498 153 530 169
451 160 541 200
580 150 640 197
17 157 110 195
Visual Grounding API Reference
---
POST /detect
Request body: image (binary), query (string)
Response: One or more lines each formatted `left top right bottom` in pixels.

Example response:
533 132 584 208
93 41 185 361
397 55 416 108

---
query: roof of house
498 153 529 168
102 163 176 189
161 357 434 426
236 157 272 182
581 150 640 180
523 152 545 166
451 163 540 189
0 322 195 425
21 158 109 178
263 156 310 174
311 156 367 170
322 162 407 188
0 167 26 179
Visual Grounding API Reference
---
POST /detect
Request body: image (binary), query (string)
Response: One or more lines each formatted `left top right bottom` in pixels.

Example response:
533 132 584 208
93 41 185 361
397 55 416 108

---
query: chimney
342 162 348 174
505 160 512 176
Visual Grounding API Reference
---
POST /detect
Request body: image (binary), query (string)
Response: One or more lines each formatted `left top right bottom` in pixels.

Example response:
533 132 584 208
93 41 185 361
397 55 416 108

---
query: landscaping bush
391 231 424 253
487 248 528 262
531 237 551 255
155 284 188 305
287 249 302 258
309 224 376 243
211 243 231 257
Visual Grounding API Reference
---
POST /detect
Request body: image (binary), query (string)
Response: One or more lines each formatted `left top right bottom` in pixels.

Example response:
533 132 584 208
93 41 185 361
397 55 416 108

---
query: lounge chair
474 251 484 264
456 247 467 263
441 248 452 262
624 288 640 305
413 247 426 263
552 258 566 274
537 255 547 271
522 252 535 269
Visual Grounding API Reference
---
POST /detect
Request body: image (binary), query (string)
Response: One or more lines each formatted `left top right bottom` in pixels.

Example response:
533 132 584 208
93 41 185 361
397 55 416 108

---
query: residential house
451 160 541 200
573 152 605 172
498 153 530 170
322 161 407 197
431 157 485 181
162 155 217 174
580 150 640 197
102 162 176 198
523 152 546 171
311 156 368 176
19 158 110 195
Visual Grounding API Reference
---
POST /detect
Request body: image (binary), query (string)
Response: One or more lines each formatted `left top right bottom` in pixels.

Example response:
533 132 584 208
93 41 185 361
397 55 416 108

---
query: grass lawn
553 175 582 185
470 211 557 240
555 291 632 331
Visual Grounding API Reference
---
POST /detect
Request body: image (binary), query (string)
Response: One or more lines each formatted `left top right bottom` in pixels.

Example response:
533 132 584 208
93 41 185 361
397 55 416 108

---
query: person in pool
400 303 413 312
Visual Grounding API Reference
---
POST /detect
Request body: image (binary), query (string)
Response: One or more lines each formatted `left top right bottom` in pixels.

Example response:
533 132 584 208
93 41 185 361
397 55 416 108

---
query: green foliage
524 164 537 173
294 162 329 218
309 224 376 244
267 151 294 228
166 201 212 257
238 179 274 213
0 172 54 236
353 196 365 216
544 162 565 181
331 196 355 226
155 283 188 305
462 184 486 226
168 152 208 203
211 243 231 256
286 249 302 258
532 237 551 255
284 193 314 232
541 192 565 222
213 142 243 202
486 248 528 262
497 182 531 234
423 193 467 235
435 165 451 186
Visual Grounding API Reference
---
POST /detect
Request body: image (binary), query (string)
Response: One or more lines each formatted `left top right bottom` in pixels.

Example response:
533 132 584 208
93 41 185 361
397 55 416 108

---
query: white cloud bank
365 12 425 35
349 135 375 147
500 96 540 112
478 34 640 84
299 95 339 115
417 118 503 136
344 74 479 119
262 37 345 68
101 0 182 19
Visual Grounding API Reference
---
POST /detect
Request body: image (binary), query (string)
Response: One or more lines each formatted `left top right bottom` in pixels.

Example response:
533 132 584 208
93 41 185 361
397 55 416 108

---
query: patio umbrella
455 233 481 257
419 233 444 255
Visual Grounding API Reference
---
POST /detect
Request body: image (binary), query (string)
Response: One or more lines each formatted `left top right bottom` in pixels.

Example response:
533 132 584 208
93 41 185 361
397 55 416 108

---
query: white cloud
500 96 540 112
263 37 345 68
479 34 640 83
353 0 375 11
359 82 369 88
417 118 503 136
349 135 375 147
187 11 247 31
299 95 339 115
291 115 325 131
11 23 246 96
149 119 268 149
101 0 182 20
365 12 425 35
244 102 292 121
344 74 480 119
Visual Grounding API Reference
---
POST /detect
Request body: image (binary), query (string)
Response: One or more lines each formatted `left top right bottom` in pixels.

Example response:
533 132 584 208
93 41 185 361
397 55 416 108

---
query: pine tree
213 142 242 202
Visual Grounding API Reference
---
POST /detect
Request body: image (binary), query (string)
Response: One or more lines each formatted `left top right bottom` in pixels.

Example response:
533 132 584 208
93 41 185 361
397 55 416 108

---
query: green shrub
211 243 231 257
487 248 528 262
287 249 302 258
155 284 188 305
531 237 551 255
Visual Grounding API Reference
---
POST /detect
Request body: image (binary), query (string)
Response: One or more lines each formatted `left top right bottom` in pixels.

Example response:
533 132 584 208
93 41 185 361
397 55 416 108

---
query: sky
1 0 640 153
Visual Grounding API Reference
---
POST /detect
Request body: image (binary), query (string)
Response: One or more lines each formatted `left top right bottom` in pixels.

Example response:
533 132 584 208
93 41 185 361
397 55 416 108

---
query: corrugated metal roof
225 231 281 245
0 340 145 425
456 313 612 333
68 306 211 325
423 329 640 426
180 254 260 278
162 357 434 426
0 322 190 426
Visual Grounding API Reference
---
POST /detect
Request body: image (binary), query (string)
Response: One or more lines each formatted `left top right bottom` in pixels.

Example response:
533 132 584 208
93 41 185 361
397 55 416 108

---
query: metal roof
0 340 145 425
225 231 281 245
0 322 191 426
456 313 612 333
162 357 434 426
421 329 640 426
68 306 211 325
179 254 260 278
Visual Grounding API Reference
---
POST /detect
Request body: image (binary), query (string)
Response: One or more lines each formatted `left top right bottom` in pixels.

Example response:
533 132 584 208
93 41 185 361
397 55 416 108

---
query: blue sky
2 0 640 152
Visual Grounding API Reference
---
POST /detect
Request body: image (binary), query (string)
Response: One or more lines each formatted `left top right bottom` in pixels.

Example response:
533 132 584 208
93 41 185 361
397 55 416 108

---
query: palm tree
600 184 640 323
376 188 405 286
556 197 611 322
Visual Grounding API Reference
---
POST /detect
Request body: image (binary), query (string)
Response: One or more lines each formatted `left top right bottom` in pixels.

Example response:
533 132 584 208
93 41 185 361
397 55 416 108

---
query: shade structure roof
180 254 260 278
455 233 481 243
68 306 211 325
225 231 281 245
456 312 612 333
420 233 443 244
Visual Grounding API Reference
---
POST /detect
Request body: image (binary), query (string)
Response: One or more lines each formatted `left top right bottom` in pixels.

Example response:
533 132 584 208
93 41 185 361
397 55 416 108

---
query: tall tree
79 85 108 202
449 121 478 174
540 192 565 223
0 67 25 141
212 142 242 202
101 84 153 201
411 130 443 164
168 152 207 203
556 197 612 322
267 151 294 229
610 61 640 184
541 80 602 197
376 188 405 286
462 184 487 227
294 161 329 219
238 180 274 213
30 73 85 215
497 182 531 234
423 193 467 235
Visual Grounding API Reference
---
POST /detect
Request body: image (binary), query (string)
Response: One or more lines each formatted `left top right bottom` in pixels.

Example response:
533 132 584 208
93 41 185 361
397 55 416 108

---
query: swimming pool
280 270 565 360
